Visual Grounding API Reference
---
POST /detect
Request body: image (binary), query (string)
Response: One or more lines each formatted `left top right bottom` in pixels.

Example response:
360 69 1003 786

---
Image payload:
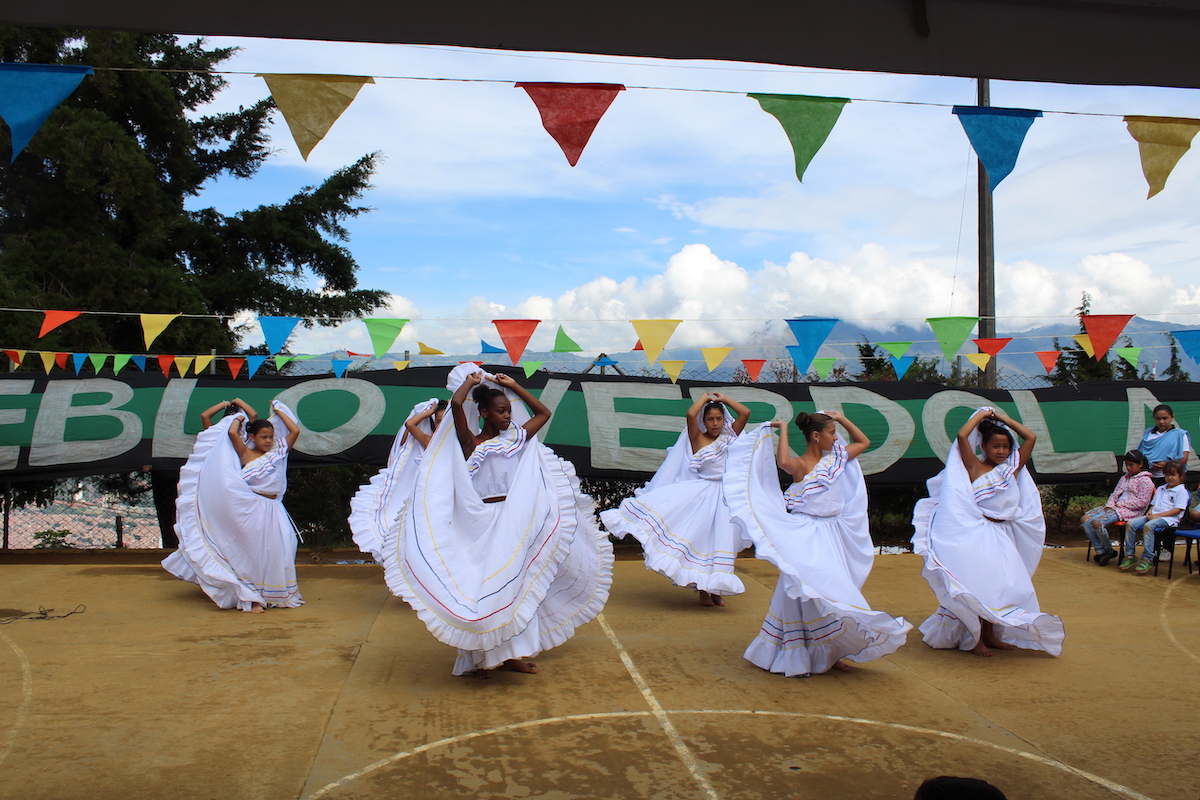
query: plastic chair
1151 526 1181 578
1176 528 1200 575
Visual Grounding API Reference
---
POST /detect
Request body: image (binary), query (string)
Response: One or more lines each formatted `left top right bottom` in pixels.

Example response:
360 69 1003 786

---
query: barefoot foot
711 594 727 607
246 602 265 614
970 641 993 657
499 659 538 674
830 660 854 673
698 591 716 607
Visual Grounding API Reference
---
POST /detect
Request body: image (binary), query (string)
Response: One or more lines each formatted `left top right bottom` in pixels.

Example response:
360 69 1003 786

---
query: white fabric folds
601 423 745 596
389 375 613 675
163 404 304 611
911 417 1064 656
723 423 910 676
348 398 439 562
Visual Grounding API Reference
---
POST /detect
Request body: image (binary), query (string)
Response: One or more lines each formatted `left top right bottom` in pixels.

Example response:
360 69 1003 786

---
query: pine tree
1161 332 1191 381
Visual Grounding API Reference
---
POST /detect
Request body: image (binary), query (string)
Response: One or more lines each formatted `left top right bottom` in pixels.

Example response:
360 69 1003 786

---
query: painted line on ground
0 631 33 769
1159 572 1200 665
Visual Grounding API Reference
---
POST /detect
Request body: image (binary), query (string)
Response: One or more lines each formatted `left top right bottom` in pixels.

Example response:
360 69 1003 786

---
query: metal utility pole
977 77 997 389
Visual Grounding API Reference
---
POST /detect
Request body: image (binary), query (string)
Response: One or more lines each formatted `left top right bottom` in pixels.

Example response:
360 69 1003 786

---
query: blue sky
189 36 1200 361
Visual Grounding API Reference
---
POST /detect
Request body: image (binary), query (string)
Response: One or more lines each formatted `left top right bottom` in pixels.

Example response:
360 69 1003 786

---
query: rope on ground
0 605 86 625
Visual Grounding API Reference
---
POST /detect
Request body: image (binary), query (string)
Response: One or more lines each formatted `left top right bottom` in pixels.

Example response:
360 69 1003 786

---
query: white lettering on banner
810 386 915 475
921 390 994 463
689 385 799 457
582 382 683 472
29 379 141 466
1009 391 1115 474
1125 388 1161 452
152 379 198 458
0 380 34 470
273 378 386 456
538 379 572 437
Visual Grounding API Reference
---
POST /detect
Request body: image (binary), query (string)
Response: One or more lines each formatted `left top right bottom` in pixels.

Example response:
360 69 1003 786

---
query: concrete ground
1 548 1197 800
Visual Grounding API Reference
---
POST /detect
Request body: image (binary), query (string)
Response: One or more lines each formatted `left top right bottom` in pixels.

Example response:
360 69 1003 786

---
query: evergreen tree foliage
1049 292 1113 384
1161 332 1191 381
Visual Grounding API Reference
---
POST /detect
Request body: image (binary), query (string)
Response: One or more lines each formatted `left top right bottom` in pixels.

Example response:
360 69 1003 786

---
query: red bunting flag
3 349 23 365
516 83 625 167
741 359 766 382
54 352 69 369
226 357 245 380
492 319 539 366
156 354 175 376
973 338 1013 357
38 310 81 338
1035 351 1061 374
346 351 373 357
459 361 483 366
632 340 643 351
1081 315 1133 360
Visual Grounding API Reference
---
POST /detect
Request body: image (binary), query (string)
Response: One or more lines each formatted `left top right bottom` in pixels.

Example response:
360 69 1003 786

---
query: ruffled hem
452 624 543 675
347 469 389 562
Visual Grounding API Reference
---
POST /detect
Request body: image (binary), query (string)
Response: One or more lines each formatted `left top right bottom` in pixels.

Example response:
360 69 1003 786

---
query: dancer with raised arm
723 410 910 676
164 399 304 613
911 407 1064 656
602 392 751 606
391 364 613 676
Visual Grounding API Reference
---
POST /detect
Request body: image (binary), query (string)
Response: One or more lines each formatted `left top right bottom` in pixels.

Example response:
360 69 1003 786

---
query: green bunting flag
1115 347 1142 369
878 341 913 358
520 361 544 378
811 358 837 380
749 94 850 182
926 317 979 360
553 325 582 352
362 319 409 359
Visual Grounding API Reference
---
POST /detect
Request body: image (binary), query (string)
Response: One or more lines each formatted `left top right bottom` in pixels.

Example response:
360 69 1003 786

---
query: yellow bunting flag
965 353 991 371
141 313 180 350
39 352 55 373
659 360 686 384
258 74 375 160
194 355 214 374
1072 334 1095 358
5 349 25 366
701 347 734 371
630 320 681 363
173 357 194 377
1124 116 1200 198
417 342 443 355
391 360 411 371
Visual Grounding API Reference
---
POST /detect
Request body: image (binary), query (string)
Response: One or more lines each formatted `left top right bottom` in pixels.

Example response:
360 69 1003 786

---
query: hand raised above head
769 419 785 429
464 371 483 386
492 373 516 388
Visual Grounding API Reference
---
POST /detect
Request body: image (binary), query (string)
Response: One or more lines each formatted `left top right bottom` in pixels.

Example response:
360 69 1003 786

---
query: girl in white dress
348 398 446 564
164 400 304 613
602 392 750 606
911 407 1064 657
724 411 910 676
390 365 613 676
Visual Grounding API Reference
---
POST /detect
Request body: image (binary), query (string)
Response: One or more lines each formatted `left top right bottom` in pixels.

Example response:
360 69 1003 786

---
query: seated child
1120 460 1188 575
1080 449 1153 566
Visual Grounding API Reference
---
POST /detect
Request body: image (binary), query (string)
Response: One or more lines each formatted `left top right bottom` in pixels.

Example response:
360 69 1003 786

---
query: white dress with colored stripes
600 425 745 596
911 432 1064 655
389 415 614 675
723 423 910 676
163 405 304 611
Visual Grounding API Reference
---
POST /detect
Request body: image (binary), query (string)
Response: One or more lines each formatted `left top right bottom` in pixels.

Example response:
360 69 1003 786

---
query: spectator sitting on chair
1120 460 1188 575
1080 449 1153 566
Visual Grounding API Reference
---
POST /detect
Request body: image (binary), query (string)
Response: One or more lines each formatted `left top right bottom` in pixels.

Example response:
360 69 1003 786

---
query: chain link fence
1 478 161 549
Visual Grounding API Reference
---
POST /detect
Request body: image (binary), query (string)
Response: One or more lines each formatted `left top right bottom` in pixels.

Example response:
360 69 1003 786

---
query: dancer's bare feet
980 620 1014 651
970 641 993 657
830 660 854 673
711 594 727 607
698 591 716 607
246 602 265 614
499 659 538 674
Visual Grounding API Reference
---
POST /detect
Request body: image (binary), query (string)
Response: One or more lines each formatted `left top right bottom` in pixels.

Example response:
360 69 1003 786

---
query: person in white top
1119 460 1189 575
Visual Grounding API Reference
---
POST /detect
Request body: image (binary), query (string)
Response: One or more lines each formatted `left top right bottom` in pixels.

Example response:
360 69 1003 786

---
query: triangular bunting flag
156 354 175 376
952 106 1042 191
1073 334 1095 358
246 355 268 379
258 316 302 355
70 353 86 374
926 317 978 360
594 356 619 366
1172 330 1200 363
0 63 93 162
878 341 912 358
113 355 132 373
749 94 850 182
346 351 372 358
785 318 838 374
459 361 484 366
274 355 294 371
39 352 55 373
4 349 25 366
418 342 443 355
53 352 68 369
173 357 194 377
481 340 506 354
330 358 352 378
194 355 214 374
361 318 408 358
1124 116 1200 198
520 361 544 378
741 359 766 382
701 347 734 371
515 82 625 167
38 310 81 338
392 360 411 371
88 353 107 373
630 320 681 363
493 319 540 366
553 325 582 352
965 353 992 370
257 74 375 160
659 360 686 384
141 313 180 350
811 358 837 380
632 340 644 351
1115 347 1142 368
890 356 916 379
1081 315 1133 361
129 355 146 372
1035 351 1061 374
973 337 1013 357
226 357 246 379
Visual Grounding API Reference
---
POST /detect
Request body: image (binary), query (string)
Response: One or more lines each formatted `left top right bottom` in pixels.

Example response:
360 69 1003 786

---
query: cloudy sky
190 36 1200 362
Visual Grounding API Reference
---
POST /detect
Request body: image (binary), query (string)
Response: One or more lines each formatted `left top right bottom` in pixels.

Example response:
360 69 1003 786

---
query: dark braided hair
978 418 1014 448
794 411 833 442
472 383 506 410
